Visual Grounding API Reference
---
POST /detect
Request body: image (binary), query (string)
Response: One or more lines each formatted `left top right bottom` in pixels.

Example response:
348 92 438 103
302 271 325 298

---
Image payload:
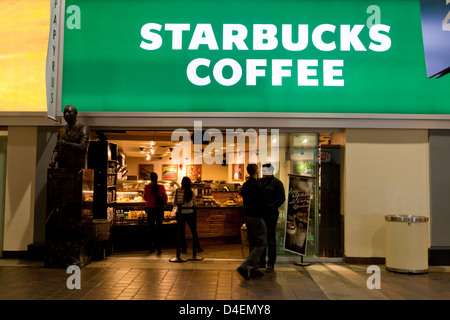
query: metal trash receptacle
385 215 429 274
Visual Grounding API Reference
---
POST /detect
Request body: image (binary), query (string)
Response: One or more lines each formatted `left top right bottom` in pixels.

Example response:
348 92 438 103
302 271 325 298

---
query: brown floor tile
1 243 449 301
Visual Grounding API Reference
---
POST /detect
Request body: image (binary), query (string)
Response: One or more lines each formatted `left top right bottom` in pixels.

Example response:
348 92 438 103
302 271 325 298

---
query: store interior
86 129 345 257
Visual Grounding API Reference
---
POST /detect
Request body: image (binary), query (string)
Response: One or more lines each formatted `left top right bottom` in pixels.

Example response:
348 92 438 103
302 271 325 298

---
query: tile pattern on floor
0 244 449 300
0 265 326 300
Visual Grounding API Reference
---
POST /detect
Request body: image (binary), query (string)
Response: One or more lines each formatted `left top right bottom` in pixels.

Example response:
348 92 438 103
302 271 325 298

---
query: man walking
237 164 268 280
260 163 285 272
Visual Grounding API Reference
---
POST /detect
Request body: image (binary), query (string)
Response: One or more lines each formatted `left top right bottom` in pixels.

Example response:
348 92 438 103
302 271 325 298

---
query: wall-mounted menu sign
284 174 314 256
57 0 450 115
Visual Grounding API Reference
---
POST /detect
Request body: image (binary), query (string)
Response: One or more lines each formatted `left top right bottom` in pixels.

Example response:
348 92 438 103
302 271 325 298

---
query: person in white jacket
178 176 203 254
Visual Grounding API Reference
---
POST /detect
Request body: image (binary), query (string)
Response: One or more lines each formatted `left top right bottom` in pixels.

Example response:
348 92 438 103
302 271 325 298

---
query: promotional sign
284 174 314 256
59 0 450 115
420 0 450 78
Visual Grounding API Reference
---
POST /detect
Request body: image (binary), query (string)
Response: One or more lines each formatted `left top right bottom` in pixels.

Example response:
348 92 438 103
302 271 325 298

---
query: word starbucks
140 22 391 87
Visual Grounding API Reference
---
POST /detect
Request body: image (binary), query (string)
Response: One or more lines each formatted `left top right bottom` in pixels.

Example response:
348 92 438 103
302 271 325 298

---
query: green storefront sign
60 0 450 114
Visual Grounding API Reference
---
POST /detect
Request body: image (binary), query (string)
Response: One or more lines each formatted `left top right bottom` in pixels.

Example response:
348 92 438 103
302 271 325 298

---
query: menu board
284 174 314 256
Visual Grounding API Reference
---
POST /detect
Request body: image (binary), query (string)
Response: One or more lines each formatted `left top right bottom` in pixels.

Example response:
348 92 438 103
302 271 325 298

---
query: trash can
385 215 429 274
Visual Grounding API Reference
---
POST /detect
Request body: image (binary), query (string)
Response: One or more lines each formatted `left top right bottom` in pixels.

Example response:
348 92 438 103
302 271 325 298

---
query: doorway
318 133 345 257
87 129 344 258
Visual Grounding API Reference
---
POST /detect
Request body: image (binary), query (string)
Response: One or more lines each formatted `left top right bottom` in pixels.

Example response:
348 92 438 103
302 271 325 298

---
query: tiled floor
0 243 449 300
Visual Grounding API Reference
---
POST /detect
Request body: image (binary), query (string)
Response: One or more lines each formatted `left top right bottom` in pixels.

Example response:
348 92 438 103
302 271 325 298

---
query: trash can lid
385 215 429 222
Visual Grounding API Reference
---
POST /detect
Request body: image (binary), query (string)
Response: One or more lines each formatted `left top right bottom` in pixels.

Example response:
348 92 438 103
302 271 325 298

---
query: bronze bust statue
49 105 90 169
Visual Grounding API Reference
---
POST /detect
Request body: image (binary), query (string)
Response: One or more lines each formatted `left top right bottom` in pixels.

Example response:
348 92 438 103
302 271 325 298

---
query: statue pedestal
45 169 94 268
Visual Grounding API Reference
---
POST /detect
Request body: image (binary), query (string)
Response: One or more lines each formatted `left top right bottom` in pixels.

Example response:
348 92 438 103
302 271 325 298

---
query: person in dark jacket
237 163 268 280
259 163 285 272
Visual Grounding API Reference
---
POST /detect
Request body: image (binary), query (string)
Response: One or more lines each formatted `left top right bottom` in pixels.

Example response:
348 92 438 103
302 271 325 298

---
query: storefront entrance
86 129 344 259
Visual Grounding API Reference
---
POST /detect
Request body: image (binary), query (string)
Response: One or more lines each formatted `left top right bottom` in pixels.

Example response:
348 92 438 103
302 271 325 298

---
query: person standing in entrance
144 172 168 254
178 176 203 254
259 163 285 272
237 163 268 280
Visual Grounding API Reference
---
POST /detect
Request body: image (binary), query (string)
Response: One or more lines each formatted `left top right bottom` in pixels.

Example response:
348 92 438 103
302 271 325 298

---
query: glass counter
81 170 94 221
115 179 179 225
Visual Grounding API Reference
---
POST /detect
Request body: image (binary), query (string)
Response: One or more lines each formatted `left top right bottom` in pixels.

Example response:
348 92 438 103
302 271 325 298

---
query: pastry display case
187 183 244 239
192 182 243 207
115 180 179 225
110 179 243 252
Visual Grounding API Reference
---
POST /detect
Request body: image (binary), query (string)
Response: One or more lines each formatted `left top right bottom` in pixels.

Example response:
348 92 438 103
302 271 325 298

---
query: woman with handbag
178 176 203 254
144 172 168 254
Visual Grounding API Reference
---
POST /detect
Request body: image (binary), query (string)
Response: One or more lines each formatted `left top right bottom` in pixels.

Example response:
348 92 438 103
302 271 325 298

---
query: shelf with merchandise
191 182 243 208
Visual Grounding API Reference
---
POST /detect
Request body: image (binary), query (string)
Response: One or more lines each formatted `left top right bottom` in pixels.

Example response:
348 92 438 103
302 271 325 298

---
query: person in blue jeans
178 176 203 254
259 163 285 272
237 164 268 280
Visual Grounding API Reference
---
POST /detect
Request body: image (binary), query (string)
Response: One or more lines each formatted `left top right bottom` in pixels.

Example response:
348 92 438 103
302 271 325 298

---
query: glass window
274 133 319 258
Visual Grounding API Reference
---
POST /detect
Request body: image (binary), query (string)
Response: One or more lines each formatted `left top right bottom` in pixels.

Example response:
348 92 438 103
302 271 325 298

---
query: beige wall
3 126 37 251
344 129 430 258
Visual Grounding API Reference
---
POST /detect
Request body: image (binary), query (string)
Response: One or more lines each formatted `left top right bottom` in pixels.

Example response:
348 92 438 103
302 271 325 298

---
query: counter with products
110 180 244 252
192 186 244 239
114 179 178 226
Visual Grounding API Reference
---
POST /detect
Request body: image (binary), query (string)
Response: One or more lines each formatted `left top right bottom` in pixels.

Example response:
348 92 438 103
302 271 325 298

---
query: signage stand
285 174 315 267
170 190 187 263
294 255 311 267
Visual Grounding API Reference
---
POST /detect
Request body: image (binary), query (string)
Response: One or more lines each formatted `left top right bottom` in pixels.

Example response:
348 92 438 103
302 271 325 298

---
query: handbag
154 185 166 207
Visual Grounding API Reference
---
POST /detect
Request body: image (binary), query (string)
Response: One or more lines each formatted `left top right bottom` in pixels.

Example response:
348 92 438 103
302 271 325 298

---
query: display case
82 189 94 221
114 180 179 225
188 183 244 241
110 179 180 252
192 182 243 207
109 179 245 251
